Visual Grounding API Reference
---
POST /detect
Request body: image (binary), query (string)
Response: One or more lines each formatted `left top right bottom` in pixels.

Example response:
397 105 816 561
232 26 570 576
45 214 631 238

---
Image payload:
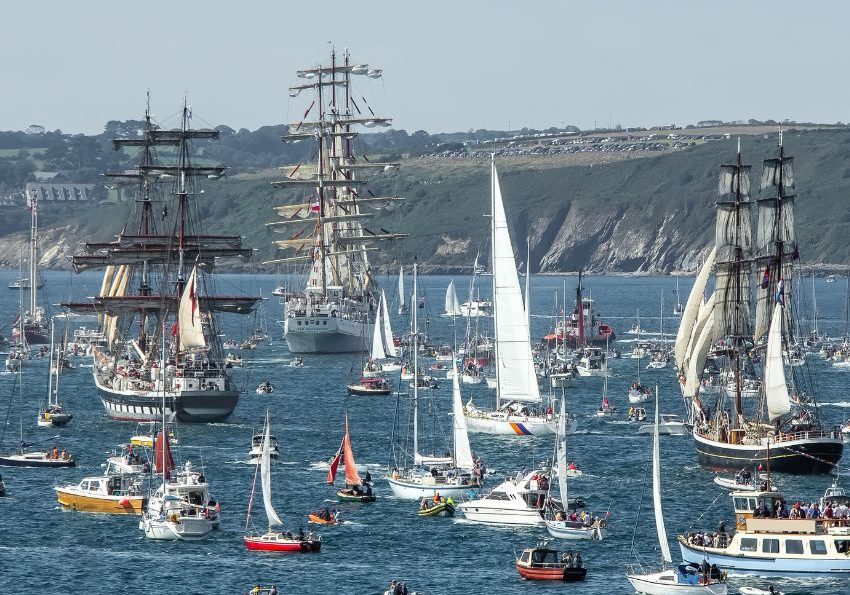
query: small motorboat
256 381 274 395
627 407 646 422
248 431 280 464
515 544 587 581
637 414 688 435
712 468 772 492
37 404 73 427
417 497 455 517
224 353 243 366
0 448 76 468
346 377 392 396
627 382 653 404
289 356 304 367
383 582 417 595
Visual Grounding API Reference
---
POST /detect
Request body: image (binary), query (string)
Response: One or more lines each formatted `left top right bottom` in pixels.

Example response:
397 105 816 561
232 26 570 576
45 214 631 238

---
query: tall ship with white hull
267 49 405 354
680 138 842 473
64 99 258 423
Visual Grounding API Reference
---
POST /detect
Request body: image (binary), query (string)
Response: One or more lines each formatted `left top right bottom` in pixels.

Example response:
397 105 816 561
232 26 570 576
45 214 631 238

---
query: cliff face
3 129 850 274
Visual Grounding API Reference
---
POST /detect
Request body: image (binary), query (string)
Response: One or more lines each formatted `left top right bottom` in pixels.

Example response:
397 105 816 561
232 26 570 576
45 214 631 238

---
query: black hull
96 385 238 423
0 457 75 468
694 433 844 474
24 328 49 345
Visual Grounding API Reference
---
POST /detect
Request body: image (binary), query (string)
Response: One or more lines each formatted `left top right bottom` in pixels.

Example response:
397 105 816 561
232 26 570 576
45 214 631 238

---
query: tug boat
515 544 587 581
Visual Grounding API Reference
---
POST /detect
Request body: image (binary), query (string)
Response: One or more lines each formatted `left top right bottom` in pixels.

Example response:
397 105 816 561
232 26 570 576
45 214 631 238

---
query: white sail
685 306 716 397
491 162 540 403
451 362 475 470
682 292 715 376
380 289 398 358
178 266 206 351
765 303 791 422
444 280 461 315
674 246 716 370
261 415 283 528
652 386 672 564
398 267 405 309
556 392 568 505
370 293 387 360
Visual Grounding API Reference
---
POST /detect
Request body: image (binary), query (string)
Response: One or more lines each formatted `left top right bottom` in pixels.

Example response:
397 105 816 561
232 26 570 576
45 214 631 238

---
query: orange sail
342 417 362 487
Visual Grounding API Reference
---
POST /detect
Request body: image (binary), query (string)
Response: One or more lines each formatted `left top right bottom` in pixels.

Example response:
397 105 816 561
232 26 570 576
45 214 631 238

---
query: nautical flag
170 321 179 336
311 198 320 213
760 266 770 289
776 279 785 306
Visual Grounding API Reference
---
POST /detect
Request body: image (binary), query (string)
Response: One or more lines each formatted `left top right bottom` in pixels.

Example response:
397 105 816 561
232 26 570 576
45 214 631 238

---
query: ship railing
773 429 840 443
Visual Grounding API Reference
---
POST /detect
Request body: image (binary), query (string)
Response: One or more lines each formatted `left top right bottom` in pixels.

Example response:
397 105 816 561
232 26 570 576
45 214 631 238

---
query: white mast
412 262 419 459
652 385 672 564
29 193 38 316
525 237 531 331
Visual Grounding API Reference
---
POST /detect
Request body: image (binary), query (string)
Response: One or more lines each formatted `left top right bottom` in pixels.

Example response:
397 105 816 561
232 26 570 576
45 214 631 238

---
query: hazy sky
5 1 848 135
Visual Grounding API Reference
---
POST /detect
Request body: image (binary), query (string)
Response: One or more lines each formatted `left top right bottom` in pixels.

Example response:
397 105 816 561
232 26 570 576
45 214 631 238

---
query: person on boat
52 446 59 459
433 492 441 504
269 586 278 595
446 496 455 508
297 527 304 541
562 551 573 567
574 551 582 568
420 498 428 511
251 586 261 595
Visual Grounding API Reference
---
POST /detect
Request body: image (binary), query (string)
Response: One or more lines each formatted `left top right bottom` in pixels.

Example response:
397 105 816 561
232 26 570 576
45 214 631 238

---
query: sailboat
398 266 408 315
443 280 462 317
464 160 554 436
546 392 607 540
626 386 727 595
244 413 321 552
37 319 72 427
596 338 617 417
685 137 843 473
459 255 493 317
328 415 375 502
269 49 406 354
386 268 480 500
11 192 49 345
63 98 258 422
0 350 75 468
673 277 684 317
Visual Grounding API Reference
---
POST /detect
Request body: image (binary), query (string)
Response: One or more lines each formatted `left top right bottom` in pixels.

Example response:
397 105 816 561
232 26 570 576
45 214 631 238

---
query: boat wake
821 401 850 408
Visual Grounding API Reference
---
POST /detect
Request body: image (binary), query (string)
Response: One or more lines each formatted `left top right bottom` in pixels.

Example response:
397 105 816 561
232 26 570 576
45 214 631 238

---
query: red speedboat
515 545 587 581
244 531 321 553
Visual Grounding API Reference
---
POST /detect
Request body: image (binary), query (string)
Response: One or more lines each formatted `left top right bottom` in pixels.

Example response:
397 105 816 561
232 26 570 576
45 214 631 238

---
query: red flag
311 198 321 213
170 321 178 336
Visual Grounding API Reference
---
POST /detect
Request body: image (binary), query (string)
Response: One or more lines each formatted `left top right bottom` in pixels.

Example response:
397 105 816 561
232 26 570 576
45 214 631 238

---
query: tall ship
679 137 842 473
11 194 49 345
64 98 258 422
268 49 405 353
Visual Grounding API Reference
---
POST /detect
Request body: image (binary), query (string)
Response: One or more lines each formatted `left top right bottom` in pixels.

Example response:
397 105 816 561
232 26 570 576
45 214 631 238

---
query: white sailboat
626 387 727 595
37 319 72 427
443 280 463 317
386 264 480 500
244 413 320 552
546 393 607 540
464 160 554 436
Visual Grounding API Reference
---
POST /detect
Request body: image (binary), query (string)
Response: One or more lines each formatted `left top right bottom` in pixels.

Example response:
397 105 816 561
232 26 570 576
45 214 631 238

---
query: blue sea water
0 270 848 595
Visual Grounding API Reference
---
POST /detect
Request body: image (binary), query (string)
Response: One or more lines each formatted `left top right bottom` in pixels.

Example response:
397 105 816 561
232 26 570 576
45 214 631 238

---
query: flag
760 266 770 289
776 279 785 306
311 198 320 213
170 321 178 336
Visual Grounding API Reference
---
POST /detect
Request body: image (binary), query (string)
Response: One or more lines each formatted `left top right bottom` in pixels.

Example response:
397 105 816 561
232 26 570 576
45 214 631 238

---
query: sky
5 1 849 135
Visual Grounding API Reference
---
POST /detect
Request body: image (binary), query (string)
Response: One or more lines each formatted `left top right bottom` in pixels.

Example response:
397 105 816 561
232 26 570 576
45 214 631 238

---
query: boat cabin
732 490 783 530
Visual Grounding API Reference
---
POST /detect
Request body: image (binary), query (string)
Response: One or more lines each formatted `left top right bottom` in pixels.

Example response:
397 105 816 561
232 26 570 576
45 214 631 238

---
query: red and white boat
243 413 320 553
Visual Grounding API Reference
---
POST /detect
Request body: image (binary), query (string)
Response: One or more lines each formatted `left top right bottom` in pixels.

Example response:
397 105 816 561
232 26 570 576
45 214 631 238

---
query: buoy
120 498 131 507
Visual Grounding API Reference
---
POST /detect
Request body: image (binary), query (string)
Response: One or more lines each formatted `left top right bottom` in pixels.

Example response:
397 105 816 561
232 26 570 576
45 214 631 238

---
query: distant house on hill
33 171 61 182
25 182 96 204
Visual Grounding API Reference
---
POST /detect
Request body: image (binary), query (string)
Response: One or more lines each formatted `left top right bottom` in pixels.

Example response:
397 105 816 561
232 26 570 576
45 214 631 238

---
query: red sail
326 444 343 485
342 420 362 487
154 431 175 480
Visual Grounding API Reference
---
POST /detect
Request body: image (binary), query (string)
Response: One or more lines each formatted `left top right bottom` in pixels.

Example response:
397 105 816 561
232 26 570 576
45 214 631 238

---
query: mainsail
652 386 672 564
491 161 540 403
451 362 474 470
764 302 791 422
398 267 406 312
341 417 362 487
444 280 462 316
178 266 206 351
370 293 387 361
261 416 283 528
380 289 398 358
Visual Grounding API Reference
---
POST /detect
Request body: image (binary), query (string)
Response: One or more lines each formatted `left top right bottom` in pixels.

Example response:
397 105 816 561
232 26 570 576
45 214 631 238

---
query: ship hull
95 376 238 423
284 316 372 354
55 488 146 515
693 431 843 474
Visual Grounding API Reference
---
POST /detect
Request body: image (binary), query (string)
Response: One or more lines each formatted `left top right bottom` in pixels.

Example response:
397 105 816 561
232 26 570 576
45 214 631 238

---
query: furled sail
652 386 672 564
261 416 283 527
380 289 398 358
765 303 791 422
451 362 475 470
556 392 569 506
154 430 175 480
674 247 716 371
178 266 206 351
491 162 540 403
398 267 405 310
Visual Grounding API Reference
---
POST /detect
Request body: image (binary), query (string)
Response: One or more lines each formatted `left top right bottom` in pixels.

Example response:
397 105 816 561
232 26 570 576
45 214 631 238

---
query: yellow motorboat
55 474 146 514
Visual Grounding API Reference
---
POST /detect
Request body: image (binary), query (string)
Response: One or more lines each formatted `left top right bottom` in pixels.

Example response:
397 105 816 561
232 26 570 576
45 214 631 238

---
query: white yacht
457 468 551 526
575 347 607 377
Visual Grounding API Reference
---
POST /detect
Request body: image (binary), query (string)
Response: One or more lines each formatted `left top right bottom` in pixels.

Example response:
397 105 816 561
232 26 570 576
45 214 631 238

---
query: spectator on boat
446 496 455 508
562 551 573 567
433 492 441 504
789 503 801 519
52 446 59 459
569 511 578 522
251 586 261 595
575 551 582 568
297 527 304 541
269 586 277 595
825 503 834 519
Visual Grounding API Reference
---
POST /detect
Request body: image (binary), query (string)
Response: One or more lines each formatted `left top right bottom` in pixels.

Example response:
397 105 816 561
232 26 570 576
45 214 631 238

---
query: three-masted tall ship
679 136 843 473
267 49 405 353
64 99 258 422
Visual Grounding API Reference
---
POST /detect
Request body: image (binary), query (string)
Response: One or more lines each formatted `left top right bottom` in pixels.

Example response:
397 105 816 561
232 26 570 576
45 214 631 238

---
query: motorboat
418 497 456 517
575 347 606 377
628 383 653 404
515 545 587 581
256 381 274 395
457 468 551 526
638 414 687 435
249 430 280 464
628 407 647 422
141 459 219 540
55 472 146 514
346 377 392 396
106 445 151 475
225 353 243 366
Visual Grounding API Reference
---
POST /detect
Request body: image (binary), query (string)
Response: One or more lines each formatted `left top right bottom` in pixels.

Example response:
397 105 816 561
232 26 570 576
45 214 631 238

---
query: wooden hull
55 488 145 515
516 563 587 581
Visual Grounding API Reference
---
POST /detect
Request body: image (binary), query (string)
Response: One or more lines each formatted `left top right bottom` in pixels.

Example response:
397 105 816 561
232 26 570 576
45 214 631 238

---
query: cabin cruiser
457 468 552 526
249 431 280 464
575 347 606 377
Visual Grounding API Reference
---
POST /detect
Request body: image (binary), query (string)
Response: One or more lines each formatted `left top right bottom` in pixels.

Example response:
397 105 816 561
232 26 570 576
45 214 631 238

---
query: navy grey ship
268 49 405 354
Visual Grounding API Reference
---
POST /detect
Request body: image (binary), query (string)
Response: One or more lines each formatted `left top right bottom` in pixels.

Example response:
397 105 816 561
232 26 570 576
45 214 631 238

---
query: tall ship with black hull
680 137 842 473
267 49 405 354
63 99 258 422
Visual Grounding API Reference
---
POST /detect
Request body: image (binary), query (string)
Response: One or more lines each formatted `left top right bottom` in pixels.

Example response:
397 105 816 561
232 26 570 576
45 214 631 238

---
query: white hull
545 519 607 540
457 502 545 527
385 475 474 500
627 570 727 595
638 422 688 436
464 410 561 436
141 516 213 541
